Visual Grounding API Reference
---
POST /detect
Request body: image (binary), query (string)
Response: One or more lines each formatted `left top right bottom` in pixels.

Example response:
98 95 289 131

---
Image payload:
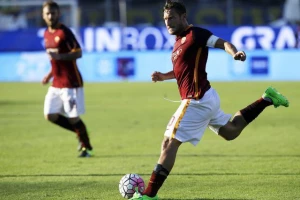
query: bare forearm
163 71 175 80
214 38 246 61
46 71 53 79
151 70 175 82
42 70 53 84
224 42 238 56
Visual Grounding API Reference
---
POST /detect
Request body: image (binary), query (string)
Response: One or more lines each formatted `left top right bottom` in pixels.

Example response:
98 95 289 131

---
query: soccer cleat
129 192 143 199
77 129 91 152
142 195 159 200
78 148 93 158
262 87 289 108
129 192 159 200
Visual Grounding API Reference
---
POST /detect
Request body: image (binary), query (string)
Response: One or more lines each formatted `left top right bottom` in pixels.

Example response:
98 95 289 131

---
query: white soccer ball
119 173 145 199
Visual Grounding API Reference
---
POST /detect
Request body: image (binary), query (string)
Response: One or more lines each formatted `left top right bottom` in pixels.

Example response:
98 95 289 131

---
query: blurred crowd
0 0 299 30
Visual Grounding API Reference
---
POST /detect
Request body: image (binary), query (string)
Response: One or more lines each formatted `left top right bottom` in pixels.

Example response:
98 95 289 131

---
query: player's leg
44 87 75 132
218 86 289 140
218 112 248 140
137 97 215 199
141 137 181 198
68 116 93 156
61 87 93 157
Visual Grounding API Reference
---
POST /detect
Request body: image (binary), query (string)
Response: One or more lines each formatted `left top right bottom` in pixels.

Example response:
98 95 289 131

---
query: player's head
42 0 60 28
163 0 187 35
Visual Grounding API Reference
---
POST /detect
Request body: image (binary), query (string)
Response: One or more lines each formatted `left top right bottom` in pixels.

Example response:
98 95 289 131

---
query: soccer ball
119 173 145 199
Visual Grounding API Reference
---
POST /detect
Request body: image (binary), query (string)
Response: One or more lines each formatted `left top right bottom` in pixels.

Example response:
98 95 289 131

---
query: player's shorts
44 86 85 118
164 87 231 146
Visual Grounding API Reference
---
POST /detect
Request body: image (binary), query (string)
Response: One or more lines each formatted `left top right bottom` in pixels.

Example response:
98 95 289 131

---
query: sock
73 120 93 150
52 115 75 132
240 98 272 123
143 164 169 197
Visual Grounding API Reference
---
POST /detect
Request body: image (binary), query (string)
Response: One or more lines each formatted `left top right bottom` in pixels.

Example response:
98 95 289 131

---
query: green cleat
129 192 143 200
129 191 159 200
142 195 159 200
262 87 289 108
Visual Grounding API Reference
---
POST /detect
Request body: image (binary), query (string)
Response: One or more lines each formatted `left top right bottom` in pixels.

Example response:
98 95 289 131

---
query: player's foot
130 192 143 199
77 141 83 151
78 148 93 158
129 192 159 200
262 87 289 108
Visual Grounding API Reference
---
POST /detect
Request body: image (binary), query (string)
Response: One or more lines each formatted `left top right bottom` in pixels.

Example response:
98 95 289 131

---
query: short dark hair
43 0 60 10
163 0 186 15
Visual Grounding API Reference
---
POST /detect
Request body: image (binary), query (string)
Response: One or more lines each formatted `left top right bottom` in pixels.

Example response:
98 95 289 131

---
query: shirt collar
176 24 193 40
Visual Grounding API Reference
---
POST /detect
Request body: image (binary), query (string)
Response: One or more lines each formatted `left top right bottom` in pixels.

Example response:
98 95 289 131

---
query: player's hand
151 71 164 82
42 76 50 85
233 51 246 61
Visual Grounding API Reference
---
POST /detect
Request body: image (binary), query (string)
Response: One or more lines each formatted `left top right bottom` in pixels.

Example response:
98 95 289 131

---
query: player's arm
207 35 246 61
295 32 298 48
48 48 82 61
151 70 175 82
48 27 82 61
42 70 53 85
60 48 82 60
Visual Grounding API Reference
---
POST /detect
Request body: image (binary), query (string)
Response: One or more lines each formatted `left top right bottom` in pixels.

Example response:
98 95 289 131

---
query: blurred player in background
41 0 93 158
130 1 289 199
295 22 300 48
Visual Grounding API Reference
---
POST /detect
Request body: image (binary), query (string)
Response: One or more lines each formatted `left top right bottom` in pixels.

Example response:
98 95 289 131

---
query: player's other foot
129 192 159 200
78 148 93 158
262 87 289 108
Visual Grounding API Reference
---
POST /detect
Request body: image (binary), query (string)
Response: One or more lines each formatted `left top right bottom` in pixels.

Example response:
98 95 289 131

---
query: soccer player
130 1 289 199
41 0 93 157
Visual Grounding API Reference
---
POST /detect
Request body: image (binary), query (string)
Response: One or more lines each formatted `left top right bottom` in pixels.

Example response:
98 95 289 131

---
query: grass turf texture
0 82 299 200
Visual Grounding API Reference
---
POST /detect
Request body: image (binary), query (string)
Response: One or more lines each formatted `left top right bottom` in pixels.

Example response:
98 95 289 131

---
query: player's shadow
0 100 39 105
1 171 299 178
95 154 300 158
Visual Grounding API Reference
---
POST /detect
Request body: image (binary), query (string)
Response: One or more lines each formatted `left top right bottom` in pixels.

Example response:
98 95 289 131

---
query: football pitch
0 82 299 200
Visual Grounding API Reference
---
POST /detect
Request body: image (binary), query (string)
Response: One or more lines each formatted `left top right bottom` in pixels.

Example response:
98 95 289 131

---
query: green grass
0 82 299 200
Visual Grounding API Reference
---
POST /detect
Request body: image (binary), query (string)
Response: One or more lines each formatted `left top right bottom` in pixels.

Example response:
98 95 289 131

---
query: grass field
0 82 299 200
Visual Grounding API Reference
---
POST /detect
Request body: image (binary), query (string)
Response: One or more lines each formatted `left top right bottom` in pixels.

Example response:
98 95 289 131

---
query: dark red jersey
44 24 83 88
172 25 212 100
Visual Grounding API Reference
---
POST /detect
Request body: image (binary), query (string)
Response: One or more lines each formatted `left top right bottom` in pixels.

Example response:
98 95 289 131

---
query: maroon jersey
44 24 83 88
172 25 212 100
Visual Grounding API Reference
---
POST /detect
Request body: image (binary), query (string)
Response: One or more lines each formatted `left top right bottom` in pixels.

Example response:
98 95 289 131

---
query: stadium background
1 1 299 199
0 0 299 82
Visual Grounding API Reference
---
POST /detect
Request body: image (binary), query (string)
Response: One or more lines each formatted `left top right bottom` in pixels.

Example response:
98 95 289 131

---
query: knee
161 138 170 151
221 130 241 141
219 122 244 141
223 134 238 141
68 117 80 125
44 114 58 122
161 137 181 151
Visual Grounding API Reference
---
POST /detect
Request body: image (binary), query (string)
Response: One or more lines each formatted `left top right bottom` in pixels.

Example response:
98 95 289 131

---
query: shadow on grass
0 181 255 200
93 154 300 158
0 181 107 199
0 181 254 200
0 100 41 106
1 172 300 178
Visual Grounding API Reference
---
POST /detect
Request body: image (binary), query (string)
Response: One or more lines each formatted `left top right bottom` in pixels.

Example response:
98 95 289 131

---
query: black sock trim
154 164 169 176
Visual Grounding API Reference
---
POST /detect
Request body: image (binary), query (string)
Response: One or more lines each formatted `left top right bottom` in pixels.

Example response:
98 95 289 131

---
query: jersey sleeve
64 28 81 52
193 27 213 47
